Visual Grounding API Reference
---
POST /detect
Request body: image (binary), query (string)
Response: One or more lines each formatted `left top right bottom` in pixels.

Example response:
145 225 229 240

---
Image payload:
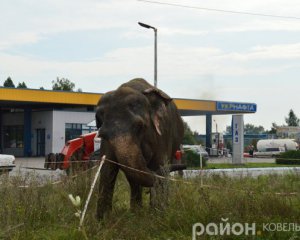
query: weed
0 171 299 239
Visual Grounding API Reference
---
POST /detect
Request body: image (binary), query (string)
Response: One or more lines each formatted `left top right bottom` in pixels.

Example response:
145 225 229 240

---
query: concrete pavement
9 156 294 182
208 156 275 164
10 157 66 180
183 167 300 178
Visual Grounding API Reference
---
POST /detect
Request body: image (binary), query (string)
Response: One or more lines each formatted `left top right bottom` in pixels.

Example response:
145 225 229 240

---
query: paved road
10 157 66 181
209 157 275 164
12 156 274 171
7 156 288 182
183 167 300 178
185 157 298 178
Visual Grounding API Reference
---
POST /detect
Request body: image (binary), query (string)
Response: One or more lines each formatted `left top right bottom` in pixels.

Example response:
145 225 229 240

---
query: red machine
45 131 186 174
45 131 99 172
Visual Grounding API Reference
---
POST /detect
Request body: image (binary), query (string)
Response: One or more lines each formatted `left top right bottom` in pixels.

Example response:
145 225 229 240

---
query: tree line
183 110 300 145
1 76 81 92
225 110 299 134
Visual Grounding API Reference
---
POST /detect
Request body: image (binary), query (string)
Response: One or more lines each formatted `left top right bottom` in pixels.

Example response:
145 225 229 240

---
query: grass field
0 170 300 239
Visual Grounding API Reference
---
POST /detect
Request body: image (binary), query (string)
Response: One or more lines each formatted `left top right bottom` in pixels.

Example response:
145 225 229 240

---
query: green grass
0 170 300 239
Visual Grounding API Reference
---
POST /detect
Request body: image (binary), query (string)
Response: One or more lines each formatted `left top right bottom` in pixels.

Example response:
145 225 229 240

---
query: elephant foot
130 198 142 211
96 207 112 221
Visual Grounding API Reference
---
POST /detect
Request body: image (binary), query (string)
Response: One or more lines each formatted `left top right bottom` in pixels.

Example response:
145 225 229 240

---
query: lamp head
138 22 151 28
138 22 156 30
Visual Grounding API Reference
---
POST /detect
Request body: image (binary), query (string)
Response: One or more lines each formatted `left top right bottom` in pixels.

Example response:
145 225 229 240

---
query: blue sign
217 101 257 113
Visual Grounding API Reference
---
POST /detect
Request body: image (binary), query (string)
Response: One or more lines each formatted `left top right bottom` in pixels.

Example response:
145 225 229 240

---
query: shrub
183 150 207 168
276 150 300 165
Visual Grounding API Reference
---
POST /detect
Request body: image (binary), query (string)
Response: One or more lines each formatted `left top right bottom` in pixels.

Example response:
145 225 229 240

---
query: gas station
0 87 256 161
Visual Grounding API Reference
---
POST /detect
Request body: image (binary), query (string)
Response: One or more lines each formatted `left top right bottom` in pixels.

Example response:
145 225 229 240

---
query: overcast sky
1 0 300 133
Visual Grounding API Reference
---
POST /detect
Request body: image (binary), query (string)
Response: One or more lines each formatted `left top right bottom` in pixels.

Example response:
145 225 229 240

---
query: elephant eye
129 102 142 113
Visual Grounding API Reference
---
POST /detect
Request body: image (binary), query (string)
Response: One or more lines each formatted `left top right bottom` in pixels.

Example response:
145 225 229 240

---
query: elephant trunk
168 164 186 172
111 135 155 187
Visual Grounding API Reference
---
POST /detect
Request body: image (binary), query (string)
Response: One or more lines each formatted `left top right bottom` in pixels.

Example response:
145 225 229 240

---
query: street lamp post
138 22 157 87
214 119 219 155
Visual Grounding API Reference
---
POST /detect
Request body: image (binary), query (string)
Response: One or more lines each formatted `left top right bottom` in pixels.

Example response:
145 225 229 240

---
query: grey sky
1 0 300 133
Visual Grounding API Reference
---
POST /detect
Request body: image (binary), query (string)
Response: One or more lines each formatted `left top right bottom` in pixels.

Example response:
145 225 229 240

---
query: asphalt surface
208 156 275 164
6 156 297 182
10 157 66 180
184 156 300 178
11 156 275 174
183 167 300 178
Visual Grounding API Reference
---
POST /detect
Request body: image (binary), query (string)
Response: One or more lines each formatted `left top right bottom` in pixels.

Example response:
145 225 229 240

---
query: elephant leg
126 177 143 209
150 166 169 210
97 161 119 220
150 179 169 209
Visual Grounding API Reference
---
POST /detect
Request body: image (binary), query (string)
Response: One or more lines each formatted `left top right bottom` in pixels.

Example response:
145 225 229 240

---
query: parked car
253 147 285 158
182 145 209 161
243 152 253 158
0 154 16 174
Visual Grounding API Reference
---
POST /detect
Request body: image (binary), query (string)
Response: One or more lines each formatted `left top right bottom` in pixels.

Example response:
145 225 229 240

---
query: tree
224 139 232 152
285 109 300 127
3 77 15 88
17 82 27 88
244 123 265 134
182 121 199 145
225 125 232 134
52 77 75 91
225 123 265 134
268 122 278 134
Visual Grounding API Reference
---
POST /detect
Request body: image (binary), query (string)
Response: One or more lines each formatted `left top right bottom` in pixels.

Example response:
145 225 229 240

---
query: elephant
95 78 184 219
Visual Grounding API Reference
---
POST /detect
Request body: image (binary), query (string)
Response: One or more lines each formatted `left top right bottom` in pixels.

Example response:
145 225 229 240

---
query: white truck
254 139 299 157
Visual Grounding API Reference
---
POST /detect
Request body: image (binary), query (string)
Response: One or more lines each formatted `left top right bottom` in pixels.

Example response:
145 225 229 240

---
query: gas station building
0 87 256 157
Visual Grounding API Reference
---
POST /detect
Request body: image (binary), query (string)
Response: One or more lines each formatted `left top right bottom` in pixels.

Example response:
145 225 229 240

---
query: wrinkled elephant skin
96 78 184 219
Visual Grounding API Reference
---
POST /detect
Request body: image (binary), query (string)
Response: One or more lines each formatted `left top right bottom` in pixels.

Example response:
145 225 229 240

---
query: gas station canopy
0 87 256 116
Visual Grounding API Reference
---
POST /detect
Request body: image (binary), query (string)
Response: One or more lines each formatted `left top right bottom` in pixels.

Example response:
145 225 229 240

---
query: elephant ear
143 87 172 136
143 88 172 102
95 90 115 129
95 107 102 129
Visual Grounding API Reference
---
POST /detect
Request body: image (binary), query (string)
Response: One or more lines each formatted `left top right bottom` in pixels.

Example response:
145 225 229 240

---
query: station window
65 123 96 142
3 125 24 148
82 124 97 135
65 123 82 142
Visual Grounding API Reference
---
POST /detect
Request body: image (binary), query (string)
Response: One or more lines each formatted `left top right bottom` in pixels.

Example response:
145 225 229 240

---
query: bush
183 150 207 168
276 150 300 165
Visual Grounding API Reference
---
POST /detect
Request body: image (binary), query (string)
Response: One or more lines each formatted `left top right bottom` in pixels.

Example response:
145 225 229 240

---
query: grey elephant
95 78 184 219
